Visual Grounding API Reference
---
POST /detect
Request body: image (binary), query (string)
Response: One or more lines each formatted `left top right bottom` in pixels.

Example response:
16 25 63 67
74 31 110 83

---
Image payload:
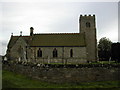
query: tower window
53 48 58 57
70 49 73 57
86 22 90 27
37 48 42 57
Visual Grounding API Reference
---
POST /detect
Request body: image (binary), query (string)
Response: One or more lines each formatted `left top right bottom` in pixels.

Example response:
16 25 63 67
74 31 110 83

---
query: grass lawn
2 70 120 89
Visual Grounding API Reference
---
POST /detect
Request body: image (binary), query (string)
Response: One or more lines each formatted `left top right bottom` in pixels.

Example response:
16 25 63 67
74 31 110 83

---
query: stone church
6 14 97 64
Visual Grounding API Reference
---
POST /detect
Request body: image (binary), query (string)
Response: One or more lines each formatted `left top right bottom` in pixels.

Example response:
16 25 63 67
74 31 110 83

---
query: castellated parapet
80 14 95 17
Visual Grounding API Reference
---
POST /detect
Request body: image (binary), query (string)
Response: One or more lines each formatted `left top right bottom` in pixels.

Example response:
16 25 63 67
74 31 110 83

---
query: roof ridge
34 33 81 35
12 35 30 37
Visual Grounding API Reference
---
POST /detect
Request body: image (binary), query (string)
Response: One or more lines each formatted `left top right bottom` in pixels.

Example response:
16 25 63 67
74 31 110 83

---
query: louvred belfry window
86 22 90 28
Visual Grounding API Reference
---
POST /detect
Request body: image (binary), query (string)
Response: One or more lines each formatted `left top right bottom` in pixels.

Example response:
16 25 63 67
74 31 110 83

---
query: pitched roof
30 33 86 47
8 36 19 48
7 36 30 48
8 33 86 48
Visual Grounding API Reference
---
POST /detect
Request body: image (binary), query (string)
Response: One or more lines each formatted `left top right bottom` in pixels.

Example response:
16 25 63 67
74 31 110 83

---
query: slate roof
7 36 30 48
8 33 86 48
8 36 18 48
30 33 86 47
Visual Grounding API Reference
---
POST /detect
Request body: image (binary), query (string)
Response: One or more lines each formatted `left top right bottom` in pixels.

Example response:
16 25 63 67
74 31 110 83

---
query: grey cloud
1 2 118 55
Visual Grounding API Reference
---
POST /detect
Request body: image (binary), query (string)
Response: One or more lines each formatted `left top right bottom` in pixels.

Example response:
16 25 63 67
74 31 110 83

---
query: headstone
4 57 7 61
18 57 21 62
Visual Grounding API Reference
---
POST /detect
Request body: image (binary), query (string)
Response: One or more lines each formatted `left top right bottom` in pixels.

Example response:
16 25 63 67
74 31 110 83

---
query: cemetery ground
2 62 120 89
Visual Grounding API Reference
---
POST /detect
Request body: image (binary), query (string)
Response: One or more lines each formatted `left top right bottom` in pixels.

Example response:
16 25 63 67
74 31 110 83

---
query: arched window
37 48 42 57
86 22 90 28
70 49 73 57
53 48 58 57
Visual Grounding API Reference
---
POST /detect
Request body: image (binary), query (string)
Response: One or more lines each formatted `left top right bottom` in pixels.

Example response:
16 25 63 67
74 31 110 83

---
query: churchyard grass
2 70 120 88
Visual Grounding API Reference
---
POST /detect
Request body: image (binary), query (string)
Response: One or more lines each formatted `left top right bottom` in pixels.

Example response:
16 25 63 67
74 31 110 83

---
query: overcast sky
0 1 119 55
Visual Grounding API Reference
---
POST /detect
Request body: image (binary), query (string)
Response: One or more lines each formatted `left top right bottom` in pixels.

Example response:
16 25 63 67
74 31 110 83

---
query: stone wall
28 47 87 64
80 15 97 62
10 37 27 61
3 63 119 84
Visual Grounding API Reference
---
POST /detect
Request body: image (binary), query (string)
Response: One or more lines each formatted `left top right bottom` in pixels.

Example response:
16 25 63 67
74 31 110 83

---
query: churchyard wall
3 63 119 84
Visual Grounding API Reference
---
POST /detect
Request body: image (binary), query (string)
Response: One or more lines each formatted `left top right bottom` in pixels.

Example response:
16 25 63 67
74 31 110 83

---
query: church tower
79 15 97 62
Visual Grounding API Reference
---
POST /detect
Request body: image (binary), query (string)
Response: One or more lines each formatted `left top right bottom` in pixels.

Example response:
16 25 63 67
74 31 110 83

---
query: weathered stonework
3 63 119 83
26 47 87 64
9 37 27 61
80 15 97 62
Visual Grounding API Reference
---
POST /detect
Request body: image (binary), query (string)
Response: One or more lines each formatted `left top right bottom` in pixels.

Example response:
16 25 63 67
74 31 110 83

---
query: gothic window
70 49 73 57
86 22 90 28
37 48 42 57
53 48 58 57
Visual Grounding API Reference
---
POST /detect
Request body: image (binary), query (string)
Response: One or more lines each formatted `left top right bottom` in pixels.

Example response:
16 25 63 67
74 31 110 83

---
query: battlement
80 14 95 18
